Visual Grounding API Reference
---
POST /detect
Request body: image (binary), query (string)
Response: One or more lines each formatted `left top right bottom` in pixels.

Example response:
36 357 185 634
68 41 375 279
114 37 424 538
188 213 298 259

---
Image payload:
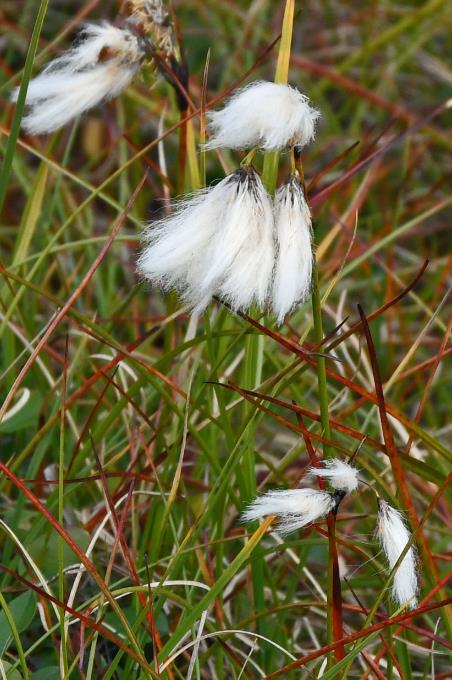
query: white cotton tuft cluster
272 176 313 324
11 23 146 134
308 459 360 494
377 500 418 609
137 79 320 317
139 170 314 317
242 488 335 535
206 81 320 151
138 167 275 312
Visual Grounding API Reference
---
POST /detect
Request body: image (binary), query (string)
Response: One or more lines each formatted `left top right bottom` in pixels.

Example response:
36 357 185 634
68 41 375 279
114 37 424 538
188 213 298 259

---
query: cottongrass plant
127 0 178 60
376 500 418 609
242 459 359 534
5 1 447 675
12 23 148 135
206 81 320 150
138 166 275 312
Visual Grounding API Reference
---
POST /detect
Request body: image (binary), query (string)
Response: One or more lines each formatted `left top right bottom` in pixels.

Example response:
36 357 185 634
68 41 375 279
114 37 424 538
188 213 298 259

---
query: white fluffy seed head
138 167 274 312
272 175 313 324
199 167 274 310
11 22 146 134
376 500 418 609
308 459 360 494
138 185 214 296
206 81 320 151
242 488 335 535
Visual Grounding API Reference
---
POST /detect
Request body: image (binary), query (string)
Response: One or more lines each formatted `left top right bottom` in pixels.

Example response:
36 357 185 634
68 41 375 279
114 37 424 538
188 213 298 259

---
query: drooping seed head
11 22 147 135
271 175 313 324
139 166 274 313
242 488 335 535
376 500 418 609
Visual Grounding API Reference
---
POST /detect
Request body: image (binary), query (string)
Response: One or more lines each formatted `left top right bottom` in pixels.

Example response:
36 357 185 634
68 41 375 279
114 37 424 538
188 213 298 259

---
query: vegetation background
0 0 451 678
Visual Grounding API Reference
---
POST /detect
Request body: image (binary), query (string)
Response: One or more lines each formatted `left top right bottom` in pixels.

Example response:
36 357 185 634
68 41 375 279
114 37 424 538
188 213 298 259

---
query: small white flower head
12 22 147 134
308 459 360 494
271 175 313 324
206 81 320 151
242 488 335 535
376 500 418 609
138 166 274 312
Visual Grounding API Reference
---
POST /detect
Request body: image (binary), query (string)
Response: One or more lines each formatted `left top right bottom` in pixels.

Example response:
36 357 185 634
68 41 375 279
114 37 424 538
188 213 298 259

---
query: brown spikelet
127 0 178 61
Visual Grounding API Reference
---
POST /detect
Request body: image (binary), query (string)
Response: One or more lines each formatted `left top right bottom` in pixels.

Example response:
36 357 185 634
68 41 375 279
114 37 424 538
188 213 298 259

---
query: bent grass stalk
58 346 68 676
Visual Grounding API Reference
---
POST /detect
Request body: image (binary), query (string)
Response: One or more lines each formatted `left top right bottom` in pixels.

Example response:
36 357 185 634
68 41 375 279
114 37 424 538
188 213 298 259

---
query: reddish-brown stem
357 306 440 578
0 564 151 672
0 174 147 426
264 597 452 679
0 463 151 673
327 512 345 660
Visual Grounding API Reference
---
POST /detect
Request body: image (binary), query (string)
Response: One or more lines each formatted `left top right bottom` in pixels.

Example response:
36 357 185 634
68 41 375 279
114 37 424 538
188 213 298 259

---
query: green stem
261 151 280 196
311 255 335 665
311 259 332 454
242 329 267 661
0 0 49 215
261 0 295 196
243 2 295 666
58 370 68 675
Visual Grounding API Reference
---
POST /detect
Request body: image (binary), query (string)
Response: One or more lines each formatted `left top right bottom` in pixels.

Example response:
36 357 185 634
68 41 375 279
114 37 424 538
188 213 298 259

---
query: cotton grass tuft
271 175 313 324
138 166 274 312
376 500 418 609
308 459 360 494
242 488 335 535
12 23 147 134
206 81 320 151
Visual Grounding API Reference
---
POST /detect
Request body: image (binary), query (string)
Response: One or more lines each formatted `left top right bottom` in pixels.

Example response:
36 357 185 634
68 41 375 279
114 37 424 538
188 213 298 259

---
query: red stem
327 512 345 660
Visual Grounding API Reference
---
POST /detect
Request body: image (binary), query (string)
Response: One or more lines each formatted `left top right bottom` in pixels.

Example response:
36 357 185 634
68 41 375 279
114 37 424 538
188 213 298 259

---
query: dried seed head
127 0 178 60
